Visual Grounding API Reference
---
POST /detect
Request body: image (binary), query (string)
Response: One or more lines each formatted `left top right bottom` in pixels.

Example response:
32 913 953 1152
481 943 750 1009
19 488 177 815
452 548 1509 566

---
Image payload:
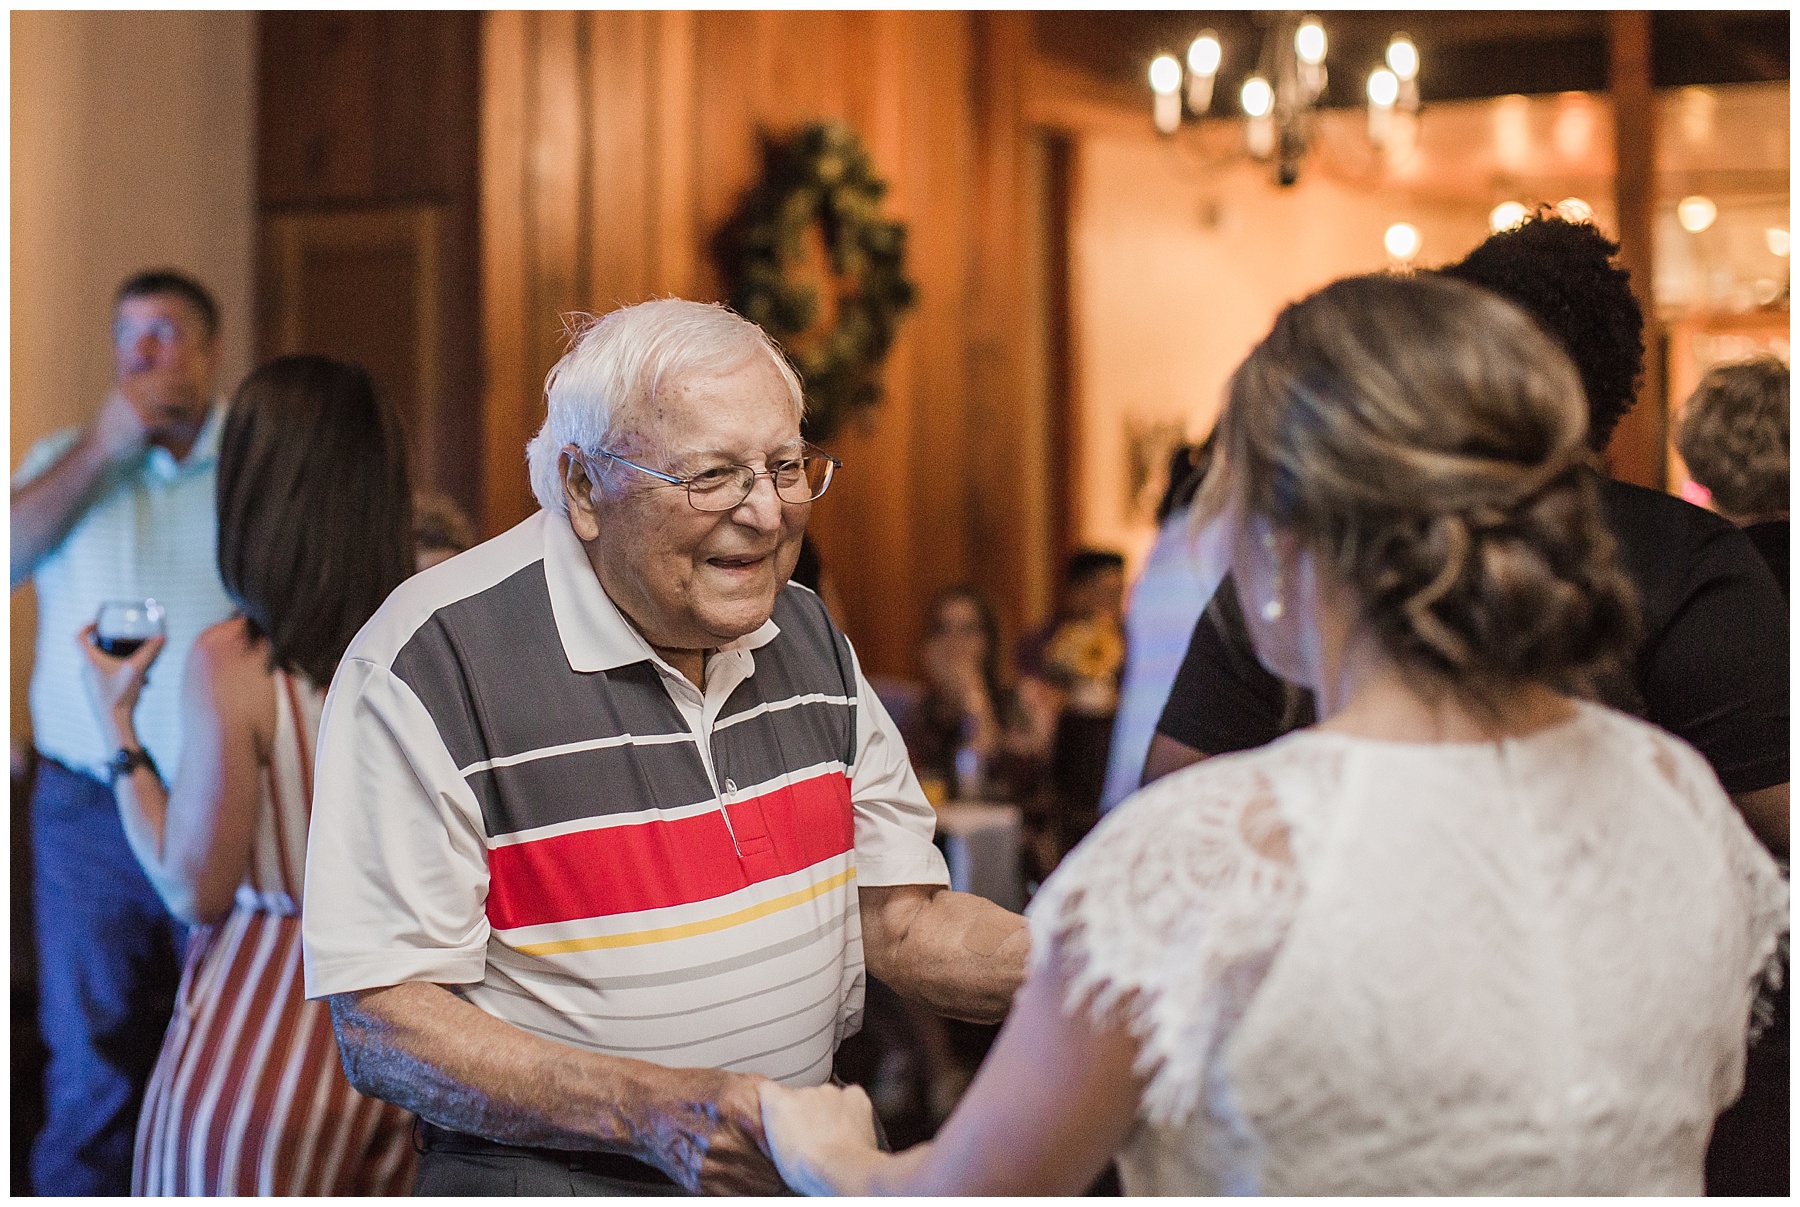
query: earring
1260 530 1285 621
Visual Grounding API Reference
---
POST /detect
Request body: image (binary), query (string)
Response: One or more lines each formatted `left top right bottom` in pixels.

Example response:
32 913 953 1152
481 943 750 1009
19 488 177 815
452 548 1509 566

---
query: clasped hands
640 1066 882 1196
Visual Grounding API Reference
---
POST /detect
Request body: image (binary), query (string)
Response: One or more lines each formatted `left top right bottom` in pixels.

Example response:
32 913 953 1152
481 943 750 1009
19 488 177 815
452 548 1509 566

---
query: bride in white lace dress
759 273 1788 1196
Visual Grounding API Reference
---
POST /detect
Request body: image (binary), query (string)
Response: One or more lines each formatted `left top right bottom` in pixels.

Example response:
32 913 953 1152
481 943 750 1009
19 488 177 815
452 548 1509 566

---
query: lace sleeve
1025 756 1304 1126
1652 730 1790 1036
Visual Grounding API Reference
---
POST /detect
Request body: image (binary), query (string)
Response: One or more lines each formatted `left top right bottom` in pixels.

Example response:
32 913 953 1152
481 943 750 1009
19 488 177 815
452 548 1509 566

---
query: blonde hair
1200 273 1639 702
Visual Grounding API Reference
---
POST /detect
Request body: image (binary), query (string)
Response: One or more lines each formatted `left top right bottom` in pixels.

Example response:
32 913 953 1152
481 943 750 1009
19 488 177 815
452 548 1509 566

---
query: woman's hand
757 1081 885 1196
77 623 166 744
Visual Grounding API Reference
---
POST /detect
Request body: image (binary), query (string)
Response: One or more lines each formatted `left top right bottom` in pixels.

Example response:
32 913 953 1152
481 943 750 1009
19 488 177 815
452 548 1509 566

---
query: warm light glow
1494 94 1532 171
1242 76 1274 118
1296 19 1327 67
1149 54 1182 96
1386 35 1419 82
1552 94 1595 161
1489 201 1528 233
1384 222 1422 262
1556 197 1594 223
1769 228 1791 258
1367 68 1398 108
1188 32 1221 76
1676 195 1717 234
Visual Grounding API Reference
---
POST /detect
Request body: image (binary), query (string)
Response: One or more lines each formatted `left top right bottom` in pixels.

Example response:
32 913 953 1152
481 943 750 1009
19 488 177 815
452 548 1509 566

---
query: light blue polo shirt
13 404 237 780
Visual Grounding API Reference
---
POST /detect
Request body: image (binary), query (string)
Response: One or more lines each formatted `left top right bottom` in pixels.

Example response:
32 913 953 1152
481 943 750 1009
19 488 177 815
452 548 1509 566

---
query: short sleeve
1637 525 1789 795
1155 577 1313 756
844 639 951 888
1025 758 1303 1125
12 427 82 489
301 657 495 998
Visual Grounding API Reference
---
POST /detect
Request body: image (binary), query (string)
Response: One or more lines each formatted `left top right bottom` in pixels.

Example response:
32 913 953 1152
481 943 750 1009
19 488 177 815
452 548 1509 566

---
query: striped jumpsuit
132 670 416 1195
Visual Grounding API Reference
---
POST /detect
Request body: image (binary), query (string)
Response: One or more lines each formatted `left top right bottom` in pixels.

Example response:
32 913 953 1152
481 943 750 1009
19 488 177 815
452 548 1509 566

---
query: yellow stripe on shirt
512 866 858 956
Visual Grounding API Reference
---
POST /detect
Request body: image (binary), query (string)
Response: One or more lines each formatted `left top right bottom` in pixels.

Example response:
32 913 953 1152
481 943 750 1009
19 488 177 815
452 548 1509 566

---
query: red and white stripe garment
133 669 416 1196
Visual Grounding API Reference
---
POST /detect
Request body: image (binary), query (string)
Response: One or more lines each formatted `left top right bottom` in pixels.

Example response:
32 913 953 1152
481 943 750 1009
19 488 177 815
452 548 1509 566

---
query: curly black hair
1440 209 1645 451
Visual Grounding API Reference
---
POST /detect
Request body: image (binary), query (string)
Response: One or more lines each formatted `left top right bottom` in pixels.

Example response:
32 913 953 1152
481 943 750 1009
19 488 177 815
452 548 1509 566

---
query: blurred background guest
1100 439 1223 815
1676 353 1790 1196
1017 549 1127 875
1678 356 1789 592
900 586 1048 806
10 269 235 1196
79 356 418 1194
413 490 477 573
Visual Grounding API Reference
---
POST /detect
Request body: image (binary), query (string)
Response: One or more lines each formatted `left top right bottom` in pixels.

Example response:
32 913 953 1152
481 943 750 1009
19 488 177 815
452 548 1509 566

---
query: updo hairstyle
1675 356 1789 521
1206 273 1640 705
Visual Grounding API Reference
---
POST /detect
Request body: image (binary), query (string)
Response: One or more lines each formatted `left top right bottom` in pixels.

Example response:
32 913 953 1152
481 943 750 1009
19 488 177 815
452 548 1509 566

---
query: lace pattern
1026 751 1306 1127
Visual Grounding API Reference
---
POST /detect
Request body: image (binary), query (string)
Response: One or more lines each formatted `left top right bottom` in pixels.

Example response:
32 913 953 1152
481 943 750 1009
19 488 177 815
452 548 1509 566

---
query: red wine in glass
94 600 165 659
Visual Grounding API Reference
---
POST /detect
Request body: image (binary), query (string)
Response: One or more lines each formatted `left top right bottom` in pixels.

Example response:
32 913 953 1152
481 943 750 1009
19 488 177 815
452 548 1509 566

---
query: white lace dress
1027 702 1788 1195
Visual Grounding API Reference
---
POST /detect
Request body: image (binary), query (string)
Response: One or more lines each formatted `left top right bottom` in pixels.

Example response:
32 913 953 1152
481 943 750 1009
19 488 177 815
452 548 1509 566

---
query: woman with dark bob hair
80 355 418 1194
758 274 1788 1195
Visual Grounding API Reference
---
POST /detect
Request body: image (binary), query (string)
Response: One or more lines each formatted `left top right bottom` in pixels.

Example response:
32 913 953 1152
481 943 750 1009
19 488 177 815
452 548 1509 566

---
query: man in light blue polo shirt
11 269 236 1196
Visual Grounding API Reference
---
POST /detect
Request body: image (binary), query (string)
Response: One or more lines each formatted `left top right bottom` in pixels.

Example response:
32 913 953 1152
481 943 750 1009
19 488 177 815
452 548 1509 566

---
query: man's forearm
11 433 114 585
861 885 1029 1023
328 981 781 1192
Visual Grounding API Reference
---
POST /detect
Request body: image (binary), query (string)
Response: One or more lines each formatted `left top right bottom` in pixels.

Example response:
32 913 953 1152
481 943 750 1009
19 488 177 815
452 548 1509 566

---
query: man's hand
634 1064 785 1195
327 982 789 1195
90 382 156 464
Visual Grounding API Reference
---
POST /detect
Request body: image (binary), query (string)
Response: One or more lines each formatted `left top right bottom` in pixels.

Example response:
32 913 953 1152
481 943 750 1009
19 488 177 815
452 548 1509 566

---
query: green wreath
716 121 917 444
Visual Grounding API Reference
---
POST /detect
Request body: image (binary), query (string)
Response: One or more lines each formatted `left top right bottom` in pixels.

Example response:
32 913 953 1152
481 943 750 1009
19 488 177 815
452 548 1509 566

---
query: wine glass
93 599 166 657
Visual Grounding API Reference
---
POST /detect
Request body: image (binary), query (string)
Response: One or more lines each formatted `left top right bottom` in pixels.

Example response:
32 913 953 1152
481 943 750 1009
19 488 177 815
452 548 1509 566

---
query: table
932 801 1025 914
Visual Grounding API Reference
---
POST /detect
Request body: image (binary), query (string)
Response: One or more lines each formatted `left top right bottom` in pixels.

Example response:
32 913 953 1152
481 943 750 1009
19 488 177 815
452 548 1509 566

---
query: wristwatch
108 746 158 784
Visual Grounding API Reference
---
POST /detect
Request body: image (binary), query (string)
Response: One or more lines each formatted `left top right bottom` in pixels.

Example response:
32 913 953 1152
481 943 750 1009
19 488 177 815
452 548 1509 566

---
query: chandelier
1148 14 1421 186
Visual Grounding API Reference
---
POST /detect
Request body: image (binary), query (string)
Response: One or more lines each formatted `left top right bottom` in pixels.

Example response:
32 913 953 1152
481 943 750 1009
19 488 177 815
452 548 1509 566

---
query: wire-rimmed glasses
589 444 841 512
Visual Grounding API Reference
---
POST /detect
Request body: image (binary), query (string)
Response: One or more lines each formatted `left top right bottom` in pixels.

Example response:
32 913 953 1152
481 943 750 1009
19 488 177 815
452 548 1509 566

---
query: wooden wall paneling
906 11 977 622
649 11 699 298
965 12 1052 648
1605 11 1665 489
588 11 653 310
264 207 443 471
258 12 378 205
480 11 540 531
259 12 484 525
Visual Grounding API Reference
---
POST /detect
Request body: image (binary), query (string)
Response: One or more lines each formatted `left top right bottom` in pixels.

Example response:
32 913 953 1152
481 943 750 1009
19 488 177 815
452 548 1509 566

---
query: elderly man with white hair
300 299 1028 1195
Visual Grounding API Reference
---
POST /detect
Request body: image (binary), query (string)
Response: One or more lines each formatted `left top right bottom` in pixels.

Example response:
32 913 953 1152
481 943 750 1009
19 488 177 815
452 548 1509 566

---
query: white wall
11 10 257 747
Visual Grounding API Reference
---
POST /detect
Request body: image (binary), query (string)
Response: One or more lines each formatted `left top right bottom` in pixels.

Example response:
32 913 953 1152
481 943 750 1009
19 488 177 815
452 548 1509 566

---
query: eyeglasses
588 443 841 512
113 316 188 353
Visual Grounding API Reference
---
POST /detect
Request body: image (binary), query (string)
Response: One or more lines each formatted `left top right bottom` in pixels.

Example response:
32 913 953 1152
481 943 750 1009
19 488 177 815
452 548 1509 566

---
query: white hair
525 298 805 515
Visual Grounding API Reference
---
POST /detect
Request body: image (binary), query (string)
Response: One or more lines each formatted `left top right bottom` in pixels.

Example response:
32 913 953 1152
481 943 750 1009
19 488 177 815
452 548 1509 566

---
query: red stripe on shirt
485 770 854 931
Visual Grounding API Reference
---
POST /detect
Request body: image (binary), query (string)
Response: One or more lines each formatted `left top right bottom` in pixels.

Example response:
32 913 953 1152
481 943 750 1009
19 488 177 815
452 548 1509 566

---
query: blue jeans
29 757 185 1196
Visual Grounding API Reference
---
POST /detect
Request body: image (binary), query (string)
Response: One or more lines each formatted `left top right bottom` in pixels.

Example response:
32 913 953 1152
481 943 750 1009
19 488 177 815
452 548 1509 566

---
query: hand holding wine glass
79 600 168 742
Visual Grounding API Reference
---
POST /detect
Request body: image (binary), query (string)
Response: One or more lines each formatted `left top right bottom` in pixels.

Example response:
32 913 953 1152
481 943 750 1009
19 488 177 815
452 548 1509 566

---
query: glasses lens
687 465 756 511
774 454 834 504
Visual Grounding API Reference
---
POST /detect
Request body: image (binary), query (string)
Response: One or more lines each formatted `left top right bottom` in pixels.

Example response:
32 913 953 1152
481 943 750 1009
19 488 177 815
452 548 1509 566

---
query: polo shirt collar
541 511 781 674
143 399 227 482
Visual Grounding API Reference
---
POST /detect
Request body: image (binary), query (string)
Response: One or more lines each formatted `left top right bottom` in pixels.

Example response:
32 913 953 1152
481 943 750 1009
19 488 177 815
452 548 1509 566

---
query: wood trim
261 203 443 444
1605 10 1665 491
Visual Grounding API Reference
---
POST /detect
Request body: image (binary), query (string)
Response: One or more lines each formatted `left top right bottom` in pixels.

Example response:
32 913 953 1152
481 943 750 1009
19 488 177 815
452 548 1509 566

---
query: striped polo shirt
12 405 237 779
302 510 948 1086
